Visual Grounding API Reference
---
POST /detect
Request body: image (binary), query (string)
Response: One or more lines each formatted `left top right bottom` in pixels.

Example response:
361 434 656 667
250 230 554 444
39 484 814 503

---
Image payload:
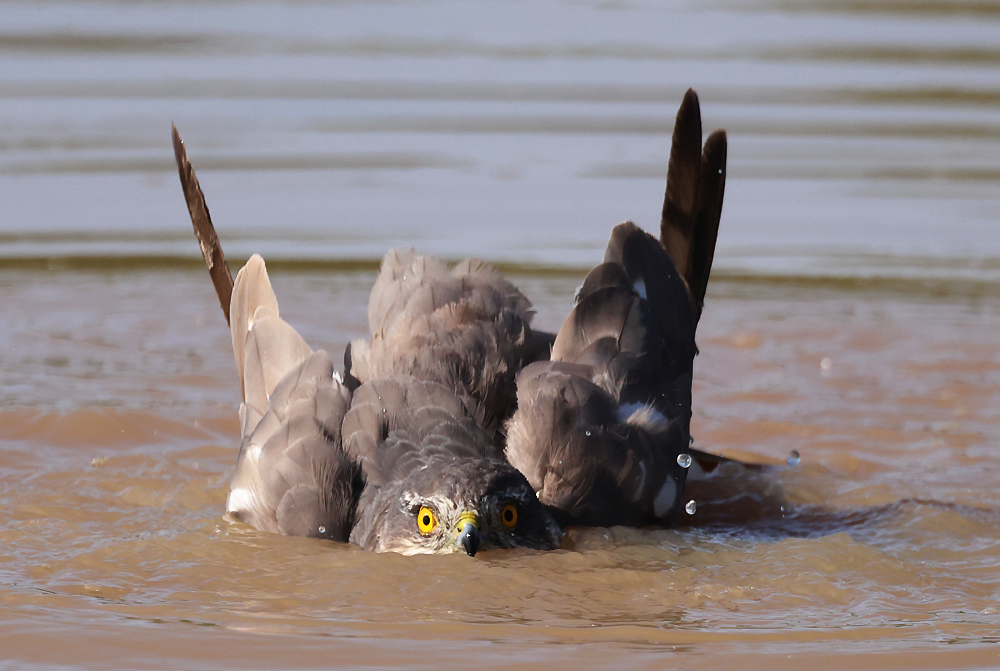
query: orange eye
417 506 438 535
500 502 518 529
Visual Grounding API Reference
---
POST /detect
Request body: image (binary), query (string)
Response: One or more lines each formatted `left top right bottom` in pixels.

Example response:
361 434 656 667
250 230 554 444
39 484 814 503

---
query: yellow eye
417 506 437 535
499 502 518 529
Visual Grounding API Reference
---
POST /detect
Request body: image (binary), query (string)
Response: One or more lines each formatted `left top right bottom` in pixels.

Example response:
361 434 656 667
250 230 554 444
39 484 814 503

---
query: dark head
356 456 562 556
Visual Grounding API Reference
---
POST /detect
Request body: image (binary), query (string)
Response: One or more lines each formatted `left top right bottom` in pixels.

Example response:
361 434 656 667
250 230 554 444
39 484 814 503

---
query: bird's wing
171 131 362 540
506 359 687 527
506 227 693 526
505 91 728 527
225 255 361 540
660 88 727 321
348 249 542 435
171 125 234 324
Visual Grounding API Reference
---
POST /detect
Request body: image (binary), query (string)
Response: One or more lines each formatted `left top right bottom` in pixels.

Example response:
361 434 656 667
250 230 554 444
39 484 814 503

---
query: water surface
2 0 1000 668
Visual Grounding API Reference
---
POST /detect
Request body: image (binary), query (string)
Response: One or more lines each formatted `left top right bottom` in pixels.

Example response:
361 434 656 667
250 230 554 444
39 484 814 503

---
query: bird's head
363 457 562 556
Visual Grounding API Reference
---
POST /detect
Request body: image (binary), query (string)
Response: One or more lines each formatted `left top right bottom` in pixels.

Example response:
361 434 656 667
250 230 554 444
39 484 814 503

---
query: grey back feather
342 375 500 488
226 255 361 540
349 249 541 436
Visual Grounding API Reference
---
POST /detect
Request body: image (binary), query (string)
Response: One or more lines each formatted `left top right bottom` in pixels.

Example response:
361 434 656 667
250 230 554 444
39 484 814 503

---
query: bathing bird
173 89 730 555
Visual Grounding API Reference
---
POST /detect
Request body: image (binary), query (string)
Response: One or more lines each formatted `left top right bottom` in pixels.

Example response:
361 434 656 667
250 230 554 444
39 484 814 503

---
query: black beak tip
458 523 481 557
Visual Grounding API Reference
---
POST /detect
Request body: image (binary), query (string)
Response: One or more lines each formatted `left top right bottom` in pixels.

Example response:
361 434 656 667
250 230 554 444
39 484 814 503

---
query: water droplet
677 453 692 469
684 500 697 515
584 430 591 437
318 526 326 535
787 450 801 467
689 435 694 445
820 357 832 371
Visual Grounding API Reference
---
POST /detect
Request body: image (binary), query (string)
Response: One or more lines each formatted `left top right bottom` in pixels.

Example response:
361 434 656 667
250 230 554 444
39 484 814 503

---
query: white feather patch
618 403 670 433
633 278 647 300
652 478 677 518
245 442 262 467
227 487 260 515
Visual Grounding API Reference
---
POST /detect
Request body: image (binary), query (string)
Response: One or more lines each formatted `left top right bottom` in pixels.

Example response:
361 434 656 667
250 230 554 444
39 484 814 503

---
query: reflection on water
2 0 1000 667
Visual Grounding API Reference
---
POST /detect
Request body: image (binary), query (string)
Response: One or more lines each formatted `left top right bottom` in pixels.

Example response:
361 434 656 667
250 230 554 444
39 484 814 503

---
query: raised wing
660 89 727 320
506 226 693 527
225 255 361 540
505 90 728 527
171 125 234 323
171 129 362 541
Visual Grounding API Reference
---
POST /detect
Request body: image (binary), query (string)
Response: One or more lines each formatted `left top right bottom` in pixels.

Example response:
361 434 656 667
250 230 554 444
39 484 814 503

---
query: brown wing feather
659 88 703 280
506 226 694 526
171 125 234 324
230 255 309 417
688 129 727 317
657 91 728 321
229 349 359 540
224 255 361 541
507 90 732 528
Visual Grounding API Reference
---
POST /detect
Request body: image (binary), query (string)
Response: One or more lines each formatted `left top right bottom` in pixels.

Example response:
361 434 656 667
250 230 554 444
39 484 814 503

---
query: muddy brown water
2 270 1000 669
4 0 1000 667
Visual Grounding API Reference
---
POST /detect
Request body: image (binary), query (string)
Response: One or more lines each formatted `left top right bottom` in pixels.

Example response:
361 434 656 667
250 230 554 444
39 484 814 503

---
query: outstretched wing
505 91 728 527
347 249 545 438
171 129 362 541
225 255 361 540
507 226 693 526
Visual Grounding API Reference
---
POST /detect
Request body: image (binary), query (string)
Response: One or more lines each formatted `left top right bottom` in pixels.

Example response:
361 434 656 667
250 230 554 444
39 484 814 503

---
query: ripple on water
2 273 1000 664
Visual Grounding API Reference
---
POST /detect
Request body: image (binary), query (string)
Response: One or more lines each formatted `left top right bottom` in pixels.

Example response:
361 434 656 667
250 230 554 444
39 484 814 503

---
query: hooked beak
455 511 481 556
